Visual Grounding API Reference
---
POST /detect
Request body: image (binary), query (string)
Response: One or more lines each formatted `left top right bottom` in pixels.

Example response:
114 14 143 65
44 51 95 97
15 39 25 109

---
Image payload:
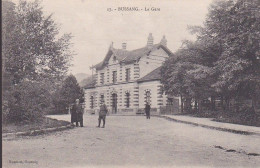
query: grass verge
2 117 71 134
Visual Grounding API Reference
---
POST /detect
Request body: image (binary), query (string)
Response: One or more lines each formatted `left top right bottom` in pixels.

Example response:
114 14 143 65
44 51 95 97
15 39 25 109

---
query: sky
12 0 213 75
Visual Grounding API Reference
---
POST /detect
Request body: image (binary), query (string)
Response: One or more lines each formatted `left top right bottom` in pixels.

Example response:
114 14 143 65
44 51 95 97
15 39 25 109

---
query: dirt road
3 115 260 168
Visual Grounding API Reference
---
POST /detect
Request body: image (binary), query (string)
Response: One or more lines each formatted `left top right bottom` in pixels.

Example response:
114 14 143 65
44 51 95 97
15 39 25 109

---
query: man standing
71 99 84 127
145 104 151 119
97 100 108 128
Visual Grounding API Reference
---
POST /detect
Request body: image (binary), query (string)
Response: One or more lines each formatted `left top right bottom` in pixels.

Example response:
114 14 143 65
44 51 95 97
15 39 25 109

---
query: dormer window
113 56 117 62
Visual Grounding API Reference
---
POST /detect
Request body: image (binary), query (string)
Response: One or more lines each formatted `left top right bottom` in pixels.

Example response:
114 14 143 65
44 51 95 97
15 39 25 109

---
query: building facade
84 33 179 115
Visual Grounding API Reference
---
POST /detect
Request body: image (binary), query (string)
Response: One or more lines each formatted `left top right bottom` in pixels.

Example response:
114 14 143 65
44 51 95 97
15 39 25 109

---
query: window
126 68 130 82
145 91 151 105
100 94 104 104
112 71 117 83
126 92 130 108
113 56 116 62
100 73 104 85
167 98 173 105
90 96 94 109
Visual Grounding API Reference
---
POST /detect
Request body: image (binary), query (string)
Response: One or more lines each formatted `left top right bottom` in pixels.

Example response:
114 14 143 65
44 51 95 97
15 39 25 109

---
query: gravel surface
3 115 260 168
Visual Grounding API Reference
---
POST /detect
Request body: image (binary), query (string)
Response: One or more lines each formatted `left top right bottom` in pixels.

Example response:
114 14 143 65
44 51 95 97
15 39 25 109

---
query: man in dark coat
71 99 83 127
97 100 108 128
145 104 151 119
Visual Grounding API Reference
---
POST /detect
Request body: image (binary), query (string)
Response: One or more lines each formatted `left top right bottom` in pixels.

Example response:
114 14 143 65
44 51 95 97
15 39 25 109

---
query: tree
201 0 260 111
3 81 53 124
161 39 218 113
162 0 260 114
2 0 73 122
3 0 73 85
53 75 85 114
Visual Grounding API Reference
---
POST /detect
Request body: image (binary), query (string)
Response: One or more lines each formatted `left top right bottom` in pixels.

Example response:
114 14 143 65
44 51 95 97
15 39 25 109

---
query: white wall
139 48 168 78
85 82 137 112
138 80 161 109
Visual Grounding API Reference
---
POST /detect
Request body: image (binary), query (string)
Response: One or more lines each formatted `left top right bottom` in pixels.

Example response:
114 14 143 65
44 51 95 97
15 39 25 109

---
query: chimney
122 42 126 50
110 41 114 49
160 35 167 46
147 33 154 48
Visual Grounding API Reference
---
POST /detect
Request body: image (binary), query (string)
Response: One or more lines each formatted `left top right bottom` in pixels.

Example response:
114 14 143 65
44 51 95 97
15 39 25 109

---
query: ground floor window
90 96 94 109
145 90 151 105
126 92 130 108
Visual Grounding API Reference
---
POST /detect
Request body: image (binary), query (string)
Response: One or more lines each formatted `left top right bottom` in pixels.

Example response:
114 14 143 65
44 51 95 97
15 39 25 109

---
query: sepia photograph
2 0 260 167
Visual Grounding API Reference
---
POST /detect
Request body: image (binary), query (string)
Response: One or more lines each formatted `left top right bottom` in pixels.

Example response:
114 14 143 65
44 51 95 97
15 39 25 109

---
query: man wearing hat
71 99 84 127
97 100 108 128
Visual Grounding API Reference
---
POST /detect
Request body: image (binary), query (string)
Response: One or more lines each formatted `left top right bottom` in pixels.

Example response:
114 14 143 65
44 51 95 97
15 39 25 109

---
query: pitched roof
93 43 173 70
83 76 96 89
137 66 162 83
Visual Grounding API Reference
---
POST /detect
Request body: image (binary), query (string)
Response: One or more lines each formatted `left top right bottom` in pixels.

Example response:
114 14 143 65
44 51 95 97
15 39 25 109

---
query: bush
214 107 260 127
235 108 260 126
193 110 219 118
2 81 53 124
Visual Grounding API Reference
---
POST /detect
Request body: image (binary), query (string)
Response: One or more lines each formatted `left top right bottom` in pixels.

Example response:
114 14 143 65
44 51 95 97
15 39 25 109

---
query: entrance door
112 93 117 113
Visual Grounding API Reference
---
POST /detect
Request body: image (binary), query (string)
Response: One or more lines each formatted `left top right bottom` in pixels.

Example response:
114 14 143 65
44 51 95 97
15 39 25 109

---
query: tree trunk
220 95 224 111
225 97 230 111
180 94 184 113
194 99 198 112
252 94 257 112
185 98 192 113
198 99 202 113
211 96 216 111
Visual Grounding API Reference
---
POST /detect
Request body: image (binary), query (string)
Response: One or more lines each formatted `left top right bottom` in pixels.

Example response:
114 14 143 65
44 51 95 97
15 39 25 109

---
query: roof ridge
94 43 172 70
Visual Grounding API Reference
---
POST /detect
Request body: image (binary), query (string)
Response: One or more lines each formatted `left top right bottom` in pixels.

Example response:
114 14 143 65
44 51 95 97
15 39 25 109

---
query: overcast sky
12 0 213 75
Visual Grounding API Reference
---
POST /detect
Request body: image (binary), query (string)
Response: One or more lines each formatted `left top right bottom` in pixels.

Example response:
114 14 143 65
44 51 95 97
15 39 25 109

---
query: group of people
70 99 108 128
71 99 151 128
70 99 84 127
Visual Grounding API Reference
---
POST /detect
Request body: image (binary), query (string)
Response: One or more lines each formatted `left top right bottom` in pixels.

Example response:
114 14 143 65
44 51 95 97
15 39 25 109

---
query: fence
160 98 180 115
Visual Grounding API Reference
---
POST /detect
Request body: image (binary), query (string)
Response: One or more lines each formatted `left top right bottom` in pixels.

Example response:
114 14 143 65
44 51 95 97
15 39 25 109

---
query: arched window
126 92 130 108
90 96 94 109
145 90 151 105
113 56 116 62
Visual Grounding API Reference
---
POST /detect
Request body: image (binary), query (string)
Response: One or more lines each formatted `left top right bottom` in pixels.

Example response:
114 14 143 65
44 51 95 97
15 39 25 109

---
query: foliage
161 0 260 114
2 0 73 123
204 0 260 94
52 75 85 114
213 108 260 127
3 81 53 124
3 0 73 85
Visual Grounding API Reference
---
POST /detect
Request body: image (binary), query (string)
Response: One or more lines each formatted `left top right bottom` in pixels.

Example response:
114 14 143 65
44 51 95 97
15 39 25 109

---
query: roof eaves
84 86 96 89
158 44 173 56
137 78 161 83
